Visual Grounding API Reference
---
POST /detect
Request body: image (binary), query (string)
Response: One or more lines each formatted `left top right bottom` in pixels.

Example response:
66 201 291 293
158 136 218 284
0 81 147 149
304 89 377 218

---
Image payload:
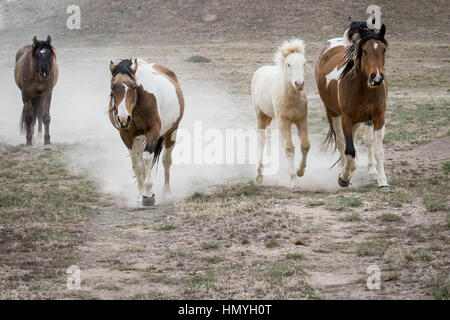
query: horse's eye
363 50 367 55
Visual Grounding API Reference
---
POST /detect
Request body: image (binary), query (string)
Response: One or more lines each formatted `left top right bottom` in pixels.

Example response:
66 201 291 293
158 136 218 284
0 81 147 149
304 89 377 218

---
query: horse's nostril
370 73 376 80
127 116 131 123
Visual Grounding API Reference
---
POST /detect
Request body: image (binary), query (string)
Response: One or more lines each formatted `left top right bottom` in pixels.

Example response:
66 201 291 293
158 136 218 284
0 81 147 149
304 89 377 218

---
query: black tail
152 137 164 168
322 112 342 169
321 112 337 152
20 97 40 134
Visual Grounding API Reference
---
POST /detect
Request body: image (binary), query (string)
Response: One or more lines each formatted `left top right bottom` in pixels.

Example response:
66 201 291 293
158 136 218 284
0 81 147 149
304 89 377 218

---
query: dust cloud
0 46 371 207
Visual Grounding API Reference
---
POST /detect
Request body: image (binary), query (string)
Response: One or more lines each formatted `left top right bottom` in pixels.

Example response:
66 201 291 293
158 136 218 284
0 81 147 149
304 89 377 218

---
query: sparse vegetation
326 196 363 211
154 222 177 231
423 196 447 212
377 213 402 222
356 240 391 257
201 241 220 250
265 239 280 248
285 253 304 260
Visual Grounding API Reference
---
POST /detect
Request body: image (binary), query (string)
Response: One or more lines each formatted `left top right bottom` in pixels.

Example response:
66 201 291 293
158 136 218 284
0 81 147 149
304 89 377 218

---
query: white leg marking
362 124 378 179
142 151 155 197
129 148 145 203
162 144 174 193
374 127 388 187
256 128 266 183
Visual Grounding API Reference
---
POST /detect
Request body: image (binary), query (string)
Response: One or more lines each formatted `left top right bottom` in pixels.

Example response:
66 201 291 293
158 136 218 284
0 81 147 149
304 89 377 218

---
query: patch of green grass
423 196 447 212
285 253 304 260
201 241 220 250
339 213 361 222
428 274 449 300
188 191 211 202
385 102 450 145
185 270 215 288
185 55 212 63
326 196 363 211
94 283 121 291
265 239 280 248
356 240 391 257
377 213 402 222
154 223 177 231
201 255 223 264
166 249 185 258
254 262 304 284
419 252 433 262
444 161 450 174
305 199 325 207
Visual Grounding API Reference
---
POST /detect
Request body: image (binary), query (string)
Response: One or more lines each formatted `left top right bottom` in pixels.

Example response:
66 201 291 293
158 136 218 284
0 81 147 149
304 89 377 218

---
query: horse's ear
46 35 52 46
109 61 115 75
32 36 38 46
130 58 138 75
378 24 386 38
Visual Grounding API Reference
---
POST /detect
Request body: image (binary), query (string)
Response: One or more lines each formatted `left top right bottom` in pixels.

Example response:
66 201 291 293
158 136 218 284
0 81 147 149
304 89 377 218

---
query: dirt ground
0 0 449 299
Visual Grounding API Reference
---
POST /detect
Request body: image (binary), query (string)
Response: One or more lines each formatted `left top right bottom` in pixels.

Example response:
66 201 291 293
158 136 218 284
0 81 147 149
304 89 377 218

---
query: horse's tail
20 97 40 134
151 137 165 168
322 111 337 152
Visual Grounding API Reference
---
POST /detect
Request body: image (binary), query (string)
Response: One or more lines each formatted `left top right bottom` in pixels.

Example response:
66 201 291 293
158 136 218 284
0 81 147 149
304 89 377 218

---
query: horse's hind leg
294 117 310 177
255 108 270 184
162 132 176 194
331 116 346 167
279 118 296 188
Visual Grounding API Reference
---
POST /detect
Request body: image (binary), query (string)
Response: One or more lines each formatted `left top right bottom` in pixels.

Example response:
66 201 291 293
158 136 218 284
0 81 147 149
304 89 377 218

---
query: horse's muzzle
118 115 131 129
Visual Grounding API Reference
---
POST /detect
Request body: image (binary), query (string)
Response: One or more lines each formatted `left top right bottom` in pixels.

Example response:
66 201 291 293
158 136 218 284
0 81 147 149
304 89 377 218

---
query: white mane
274 38 305 67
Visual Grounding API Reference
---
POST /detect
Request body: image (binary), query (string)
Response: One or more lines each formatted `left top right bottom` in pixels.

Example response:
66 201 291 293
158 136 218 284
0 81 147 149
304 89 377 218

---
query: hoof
42 144 54 150
296 168 305 177
338 175 350 188
378 185 390 193
142 194 155 206
255 175 263 184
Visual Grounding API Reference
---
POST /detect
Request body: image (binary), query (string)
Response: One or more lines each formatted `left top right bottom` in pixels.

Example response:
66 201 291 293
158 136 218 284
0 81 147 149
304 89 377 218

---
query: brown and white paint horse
315 22 390 192
14 36 58 146
109 59 184 206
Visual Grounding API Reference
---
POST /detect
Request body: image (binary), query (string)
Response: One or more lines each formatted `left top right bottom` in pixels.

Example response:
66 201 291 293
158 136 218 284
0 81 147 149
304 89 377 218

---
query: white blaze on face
39 48 47 56
117 83 129 121
374 67 382 82
373 42 378 50
285 53 306 89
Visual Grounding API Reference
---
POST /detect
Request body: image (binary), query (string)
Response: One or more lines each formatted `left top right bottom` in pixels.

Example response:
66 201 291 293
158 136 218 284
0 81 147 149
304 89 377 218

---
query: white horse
252 39 310 187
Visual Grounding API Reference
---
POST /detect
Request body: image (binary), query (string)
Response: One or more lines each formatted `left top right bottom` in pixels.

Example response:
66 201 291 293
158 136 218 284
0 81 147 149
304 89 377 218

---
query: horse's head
276 39 306 91
109 59 138 129
32 35 55 80
359 25 387 88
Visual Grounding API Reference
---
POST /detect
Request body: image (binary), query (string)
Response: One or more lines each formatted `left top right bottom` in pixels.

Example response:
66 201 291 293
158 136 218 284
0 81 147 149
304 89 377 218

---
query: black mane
340 22 388 80
112 59 133 77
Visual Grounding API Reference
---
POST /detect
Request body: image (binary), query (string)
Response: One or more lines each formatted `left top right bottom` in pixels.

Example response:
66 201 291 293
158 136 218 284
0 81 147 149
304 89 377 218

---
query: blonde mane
274 38 305 67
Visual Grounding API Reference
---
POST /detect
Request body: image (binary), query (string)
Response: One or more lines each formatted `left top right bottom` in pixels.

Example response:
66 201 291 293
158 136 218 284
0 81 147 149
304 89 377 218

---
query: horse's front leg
279 119 295 188
339 116 357 187
141 130 161 206
362 122 378 180
373 126 389 192
41 91 53 146
129 137 146 206
295 117 310 177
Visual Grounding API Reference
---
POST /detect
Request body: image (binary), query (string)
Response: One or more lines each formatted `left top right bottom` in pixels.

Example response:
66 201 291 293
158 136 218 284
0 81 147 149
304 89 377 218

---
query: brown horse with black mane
315 21 390 192
14 36 58 147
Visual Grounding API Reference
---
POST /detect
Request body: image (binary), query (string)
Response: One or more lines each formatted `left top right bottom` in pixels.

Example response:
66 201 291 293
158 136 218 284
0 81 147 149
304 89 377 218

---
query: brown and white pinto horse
14 36 58 146
315 22 390 192
108 59 184 206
